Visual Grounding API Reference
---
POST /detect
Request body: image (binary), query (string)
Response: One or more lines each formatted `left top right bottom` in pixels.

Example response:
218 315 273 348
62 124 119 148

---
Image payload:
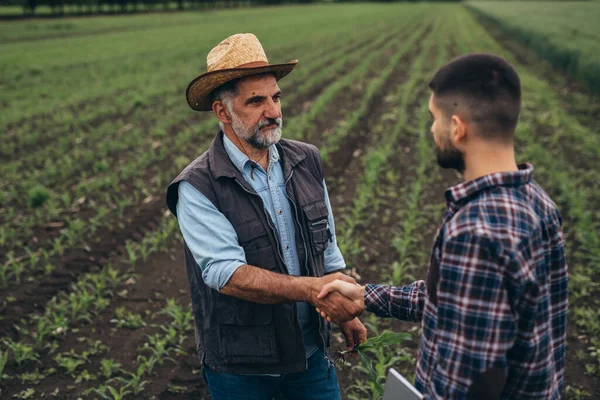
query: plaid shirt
365 164 567 399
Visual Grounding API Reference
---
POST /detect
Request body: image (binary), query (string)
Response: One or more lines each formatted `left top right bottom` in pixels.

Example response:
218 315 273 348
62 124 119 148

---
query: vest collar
209 131 306 180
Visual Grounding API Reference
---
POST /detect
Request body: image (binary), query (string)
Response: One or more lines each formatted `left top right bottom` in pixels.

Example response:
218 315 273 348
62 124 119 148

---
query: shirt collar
445 163 534 205
222 134 279 174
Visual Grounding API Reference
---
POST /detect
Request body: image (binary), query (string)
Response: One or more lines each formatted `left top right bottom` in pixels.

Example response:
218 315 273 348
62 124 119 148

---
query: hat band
237 61 270 68
208 60 270 72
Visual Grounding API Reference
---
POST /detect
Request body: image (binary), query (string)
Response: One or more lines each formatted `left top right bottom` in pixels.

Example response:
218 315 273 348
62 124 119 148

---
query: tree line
1 0 460 17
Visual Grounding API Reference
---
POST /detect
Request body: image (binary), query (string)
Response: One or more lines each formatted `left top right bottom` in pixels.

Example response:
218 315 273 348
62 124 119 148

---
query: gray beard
231 112 283 150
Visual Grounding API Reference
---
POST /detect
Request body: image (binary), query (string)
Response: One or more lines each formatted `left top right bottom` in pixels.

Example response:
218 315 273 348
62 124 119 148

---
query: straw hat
186 33 298 111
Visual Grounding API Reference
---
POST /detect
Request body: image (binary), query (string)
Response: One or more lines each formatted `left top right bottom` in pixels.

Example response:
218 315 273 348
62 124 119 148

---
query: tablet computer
382 368 424 400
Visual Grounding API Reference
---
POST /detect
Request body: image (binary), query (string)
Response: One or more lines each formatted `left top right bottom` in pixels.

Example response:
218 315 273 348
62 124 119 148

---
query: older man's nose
264 98 280 120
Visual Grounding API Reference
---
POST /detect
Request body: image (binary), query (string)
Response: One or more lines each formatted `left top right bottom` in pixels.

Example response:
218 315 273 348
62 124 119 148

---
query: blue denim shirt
176 134 346 366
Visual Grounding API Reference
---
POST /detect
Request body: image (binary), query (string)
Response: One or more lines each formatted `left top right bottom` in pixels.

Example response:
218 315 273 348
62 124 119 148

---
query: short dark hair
210 72 276 104
428 53 521 139
210 78 240 104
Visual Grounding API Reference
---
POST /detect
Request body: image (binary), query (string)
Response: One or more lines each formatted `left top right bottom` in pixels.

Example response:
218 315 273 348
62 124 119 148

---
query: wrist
302 277 319 303
358 285 366 311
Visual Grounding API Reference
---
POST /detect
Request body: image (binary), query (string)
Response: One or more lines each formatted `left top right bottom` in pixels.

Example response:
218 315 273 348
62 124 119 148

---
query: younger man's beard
435 132 465 173
231 110 283 150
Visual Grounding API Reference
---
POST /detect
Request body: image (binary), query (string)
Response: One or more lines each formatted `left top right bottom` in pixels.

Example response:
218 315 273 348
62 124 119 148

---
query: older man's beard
230 110 283 150
435 131 465 173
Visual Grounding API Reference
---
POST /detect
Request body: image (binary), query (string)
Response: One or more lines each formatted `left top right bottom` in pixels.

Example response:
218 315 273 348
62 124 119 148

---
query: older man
165 33 366 400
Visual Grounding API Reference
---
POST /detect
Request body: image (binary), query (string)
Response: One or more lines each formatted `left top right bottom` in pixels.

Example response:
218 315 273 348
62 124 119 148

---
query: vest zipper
284 170 310 277
284 170 331 372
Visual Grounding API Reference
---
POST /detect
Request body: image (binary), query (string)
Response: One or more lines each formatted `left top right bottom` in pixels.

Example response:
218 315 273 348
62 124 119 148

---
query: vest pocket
236 219 270 252
236 219 280 272
302 201 330 255
216 304 280 364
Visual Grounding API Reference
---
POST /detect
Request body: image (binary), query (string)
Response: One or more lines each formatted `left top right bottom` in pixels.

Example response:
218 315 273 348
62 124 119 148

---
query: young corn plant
10 259 26 285
110 307 146 329
109 365 150 396
100 359 122 380
1 339 39 369
338 330 412 400
46 310 70 339
75 369 97 384
66 287 95 324
53 353 86 377
85 384 132 400
159 325 187 355
139 333 175 366
52 236 65 256
103 263 124 290
0 261 10 288
135 355 158 376
29 316 56 350
565 385 592 400
125 241 138 267
12 388 37 399
160 298 193 333
19 368 56 384
0 350 10 383
24 247 40 274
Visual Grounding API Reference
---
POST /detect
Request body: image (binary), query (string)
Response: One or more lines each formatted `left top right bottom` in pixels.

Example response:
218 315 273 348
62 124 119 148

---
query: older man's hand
315 279 366 323
339 317 367 355
308 273 361 324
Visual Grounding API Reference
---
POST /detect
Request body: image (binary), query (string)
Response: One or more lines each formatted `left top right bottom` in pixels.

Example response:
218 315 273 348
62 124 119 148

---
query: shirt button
277 209 283 215
285 245 289 250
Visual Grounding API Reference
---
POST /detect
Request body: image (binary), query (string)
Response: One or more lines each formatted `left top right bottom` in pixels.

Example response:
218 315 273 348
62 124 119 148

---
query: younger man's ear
450 114 468 144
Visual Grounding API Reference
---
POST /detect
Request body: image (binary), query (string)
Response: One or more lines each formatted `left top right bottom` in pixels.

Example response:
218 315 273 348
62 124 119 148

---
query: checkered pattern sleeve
364 281 426 322
426 232 517 399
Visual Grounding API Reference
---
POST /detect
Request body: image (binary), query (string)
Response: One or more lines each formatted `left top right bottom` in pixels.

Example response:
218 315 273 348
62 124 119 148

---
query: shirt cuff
324 248 346 273
324 260 346 274
364 284 390 315
202 261 246 291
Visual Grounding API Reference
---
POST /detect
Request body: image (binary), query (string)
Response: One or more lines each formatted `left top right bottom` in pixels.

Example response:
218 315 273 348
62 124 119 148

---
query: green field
1 3 599 399
468 1 600 95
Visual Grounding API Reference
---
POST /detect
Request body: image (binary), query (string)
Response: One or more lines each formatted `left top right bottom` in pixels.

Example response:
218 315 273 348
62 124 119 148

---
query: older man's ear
212 100 232 126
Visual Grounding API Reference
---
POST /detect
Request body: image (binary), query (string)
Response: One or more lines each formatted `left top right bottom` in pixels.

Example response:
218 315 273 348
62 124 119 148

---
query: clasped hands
308 273 367 351
309 273 365 323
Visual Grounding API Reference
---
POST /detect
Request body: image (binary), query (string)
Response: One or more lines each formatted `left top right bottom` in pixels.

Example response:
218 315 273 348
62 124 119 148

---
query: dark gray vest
166 132 332 374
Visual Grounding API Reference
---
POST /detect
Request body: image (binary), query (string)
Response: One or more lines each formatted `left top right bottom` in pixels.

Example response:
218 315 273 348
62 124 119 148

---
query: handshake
307 272 366 324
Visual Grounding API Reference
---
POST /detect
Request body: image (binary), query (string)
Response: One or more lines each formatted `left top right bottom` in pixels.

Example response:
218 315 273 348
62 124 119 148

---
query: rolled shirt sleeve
322 179 346 273
176 181 246 292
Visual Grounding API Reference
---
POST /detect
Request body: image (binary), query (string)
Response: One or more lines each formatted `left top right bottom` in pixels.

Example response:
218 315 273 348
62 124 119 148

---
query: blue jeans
202 349 341 400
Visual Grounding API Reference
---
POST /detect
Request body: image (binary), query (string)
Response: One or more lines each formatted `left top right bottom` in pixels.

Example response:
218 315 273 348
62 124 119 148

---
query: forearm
221 264 317 304
364 281 426 322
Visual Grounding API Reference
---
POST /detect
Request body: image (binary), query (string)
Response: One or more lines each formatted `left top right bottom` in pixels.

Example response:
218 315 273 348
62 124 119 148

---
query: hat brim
186 60 298 111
